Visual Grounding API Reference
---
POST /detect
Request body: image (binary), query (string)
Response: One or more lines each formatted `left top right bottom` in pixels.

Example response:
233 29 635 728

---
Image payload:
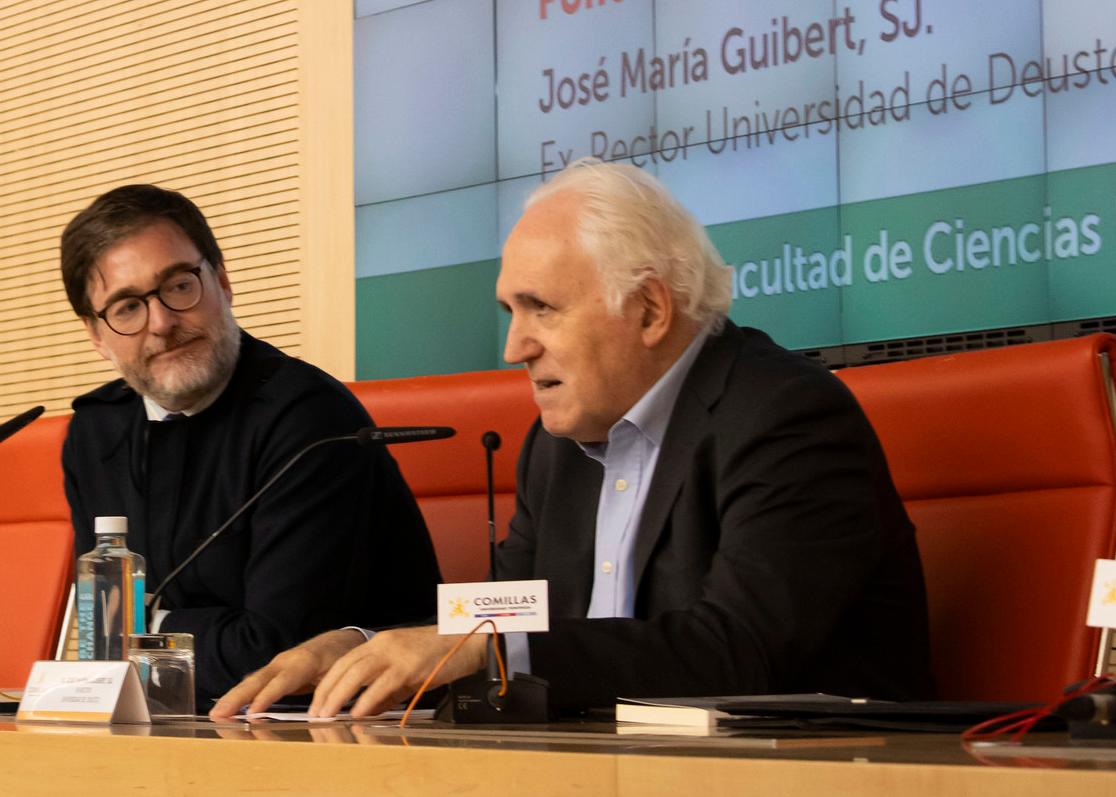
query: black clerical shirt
63 331 440 702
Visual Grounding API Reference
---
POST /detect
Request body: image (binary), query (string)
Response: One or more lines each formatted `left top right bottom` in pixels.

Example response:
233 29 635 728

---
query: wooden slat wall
0 0 354 418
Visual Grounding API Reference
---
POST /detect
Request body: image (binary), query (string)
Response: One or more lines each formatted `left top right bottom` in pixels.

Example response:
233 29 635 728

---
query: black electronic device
1056 688 1116 741
434 667 550 724
435 430 552 724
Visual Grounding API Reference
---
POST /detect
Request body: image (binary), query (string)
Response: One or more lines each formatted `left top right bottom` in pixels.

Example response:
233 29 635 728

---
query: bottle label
76 578 94 661
133 574 146 635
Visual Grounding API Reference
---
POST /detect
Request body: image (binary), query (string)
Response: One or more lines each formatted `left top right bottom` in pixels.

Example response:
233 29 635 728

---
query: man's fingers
350 675 411 718
300 627 488 718
308 654 349 715
303 632 370 713
210 668 273 719
308 647 357 712
211 651 319 719
245 666 311 715
210 666 300 719
311 649 388 717
211 630 363 720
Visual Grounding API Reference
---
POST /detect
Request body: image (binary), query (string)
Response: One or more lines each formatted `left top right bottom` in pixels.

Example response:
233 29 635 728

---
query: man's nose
503 318 542 364
145 296 179 335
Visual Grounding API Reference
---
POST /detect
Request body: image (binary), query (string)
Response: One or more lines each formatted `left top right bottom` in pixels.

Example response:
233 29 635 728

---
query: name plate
16 661 151 724
1087 559 1116 629
438 580 549 634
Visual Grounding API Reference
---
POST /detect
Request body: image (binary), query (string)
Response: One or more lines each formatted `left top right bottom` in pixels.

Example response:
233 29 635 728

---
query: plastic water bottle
76 516 146 660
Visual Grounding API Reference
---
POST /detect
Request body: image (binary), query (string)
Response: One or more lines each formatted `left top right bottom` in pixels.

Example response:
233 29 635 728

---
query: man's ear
82 317 112 362
216 263 234 304
636 276 674 348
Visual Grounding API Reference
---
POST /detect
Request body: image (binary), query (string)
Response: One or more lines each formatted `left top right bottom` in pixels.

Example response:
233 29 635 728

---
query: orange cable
398 620 508 728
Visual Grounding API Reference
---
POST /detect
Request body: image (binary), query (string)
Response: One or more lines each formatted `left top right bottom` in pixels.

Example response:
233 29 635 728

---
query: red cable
960 674 1116 743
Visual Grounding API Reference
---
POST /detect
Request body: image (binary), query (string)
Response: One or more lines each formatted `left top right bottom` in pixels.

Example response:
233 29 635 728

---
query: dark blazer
497 322 934 712
63 331 441 702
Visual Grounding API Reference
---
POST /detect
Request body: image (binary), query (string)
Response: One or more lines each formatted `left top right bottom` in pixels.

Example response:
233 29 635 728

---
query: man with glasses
59 184 440 706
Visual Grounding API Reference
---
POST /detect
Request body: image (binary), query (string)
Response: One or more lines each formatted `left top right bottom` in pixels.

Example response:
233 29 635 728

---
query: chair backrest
838 334 1116 702
0 413 73 687
346 369 537 583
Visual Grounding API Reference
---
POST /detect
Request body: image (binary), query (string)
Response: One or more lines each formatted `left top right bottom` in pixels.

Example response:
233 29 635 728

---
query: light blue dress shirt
581 328 709 618
505 329 709 671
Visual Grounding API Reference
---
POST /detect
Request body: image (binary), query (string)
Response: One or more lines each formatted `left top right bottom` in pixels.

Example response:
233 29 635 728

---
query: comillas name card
438 580 549 634
1087 559 1116 629
16 661 151 724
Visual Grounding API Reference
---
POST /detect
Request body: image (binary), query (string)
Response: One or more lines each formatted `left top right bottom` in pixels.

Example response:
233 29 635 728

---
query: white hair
526 158 733 329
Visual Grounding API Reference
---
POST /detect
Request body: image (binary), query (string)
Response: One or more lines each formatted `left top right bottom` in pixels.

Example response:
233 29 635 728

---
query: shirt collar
142 370 233 421
581 327 710 457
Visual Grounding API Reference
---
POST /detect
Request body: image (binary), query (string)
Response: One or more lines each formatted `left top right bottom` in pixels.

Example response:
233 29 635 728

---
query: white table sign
438 580 549 634
1087 559 1116 629
16 661 151 724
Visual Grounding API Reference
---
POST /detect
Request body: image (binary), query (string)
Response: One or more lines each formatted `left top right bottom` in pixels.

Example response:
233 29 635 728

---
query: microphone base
435 671 551 724
1067 720 1116 741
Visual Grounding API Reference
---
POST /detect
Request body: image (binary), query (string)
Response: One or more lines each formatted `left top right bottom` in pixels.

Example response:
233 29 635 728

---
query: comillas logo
437 579 549 634
1104 580 1116 607
473 595 539 607
448 597 469 618
468 593 541 619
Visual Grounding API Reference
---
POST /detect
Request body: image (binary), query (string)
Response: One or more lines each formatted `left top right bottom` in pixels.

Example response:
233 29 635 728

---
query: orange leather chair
0 370 537 687
0 413 73 687
839 334 1116 702
347 369 536 584
11 335 1112 702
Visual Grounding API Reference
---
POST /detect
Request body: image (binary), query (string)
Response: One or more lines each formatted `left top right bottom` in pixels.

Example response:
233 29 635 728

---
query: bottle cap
128 633 194 652
94 516 128 535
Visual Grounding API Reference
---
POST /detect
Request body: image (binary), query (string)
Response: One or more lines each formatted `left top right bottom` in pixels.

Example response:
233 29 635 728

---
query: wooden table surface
1 718 1115 796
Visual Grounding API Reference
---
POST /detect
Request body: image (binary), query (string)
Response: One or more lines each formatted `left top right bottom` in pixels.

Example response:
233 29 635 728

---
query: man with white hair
212 160 933 718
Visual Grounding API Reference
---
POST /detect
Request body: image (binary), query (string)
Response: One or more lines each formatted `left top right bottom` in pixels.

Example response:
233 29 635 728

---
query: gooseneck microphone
481 431 501 580
0 405 44 445
358 426 455 445
436 430 551 723
145 425 455 624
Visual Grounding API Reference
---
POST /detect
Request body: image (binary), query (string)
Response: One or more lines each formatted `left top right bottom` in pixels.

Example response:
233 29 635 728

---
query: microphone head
356 426 456 446
481 431 502 451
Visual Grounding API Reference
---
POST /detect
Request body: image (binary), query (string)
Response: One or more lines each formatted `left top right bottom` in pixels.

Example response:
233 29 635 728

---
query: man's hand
209 628 365 719
310 625 488 718
209 625 489 720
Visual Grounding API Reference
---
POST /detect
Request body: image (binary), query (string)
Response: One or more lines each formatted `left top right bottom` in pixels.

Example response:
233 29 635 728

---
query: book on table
615 693 851 728
617 694 1049 734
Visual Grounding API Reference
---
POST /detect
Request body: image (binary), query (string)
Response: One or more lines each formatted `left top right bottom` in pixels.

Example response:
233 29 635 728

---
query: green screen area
355 164 1115 377
711 162 1113 350
356 258 501 379
710 207 844 350
1047 163 1116 322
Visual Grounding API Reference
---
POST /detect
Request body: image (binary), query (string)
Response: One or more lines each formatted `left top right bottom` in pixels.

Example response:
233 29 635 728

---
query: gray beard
113 307 241 410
